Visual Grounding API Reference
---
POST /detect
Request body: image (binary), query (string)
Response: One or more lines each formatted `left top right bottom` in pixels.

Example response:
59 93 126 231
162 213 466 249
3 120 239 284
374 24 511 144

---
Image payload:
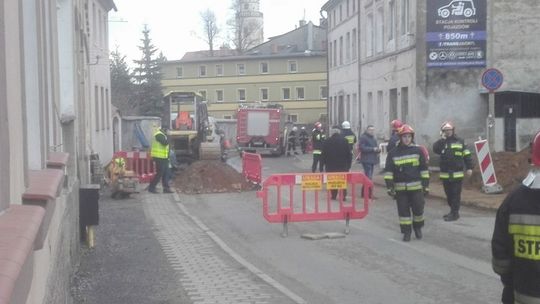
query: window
329 42 333 68
282 88 291 100
260 62 268 74
199 65 207 77
339 36 343 65
328 14 332 29
320 86 328 99
346 32 351 62
216 90 224 102
238 89 246 102
346 0 350 17
101 87 105 130
288 60 297 73
106 88 110 129
287 114 298 123
92 3 96 44
237 63 246 75
346 95 351 120
333 10 336 28
260 88 269 101
176 67 183 78
333 40 337 66
296 87 305 100
389 0 396 41
224 115 233 119
367 13 374 57
376 8 384 53
216 64 223 76
367 92 374 125
401 0 410 35
353 0 356 12
95 86 99 131
377 90 384 127
352 29 357 60
98 10 102 47
401 87 409 122
339 4 343 22
244 3 249 9
199 90 207 101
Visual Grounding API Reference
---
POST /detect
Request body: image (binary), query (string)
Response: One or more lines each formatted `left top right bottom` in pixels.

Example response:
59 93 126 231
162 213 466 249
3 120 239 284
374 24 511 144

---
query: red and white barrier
474 139 502 193
112 151 157 183
242 152 262 185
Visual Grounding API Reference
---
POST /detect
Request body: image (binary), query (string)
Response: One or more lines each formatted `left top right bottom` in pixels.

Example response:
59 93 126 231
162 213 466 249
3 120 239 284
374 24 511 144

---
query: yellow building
161 21 328 125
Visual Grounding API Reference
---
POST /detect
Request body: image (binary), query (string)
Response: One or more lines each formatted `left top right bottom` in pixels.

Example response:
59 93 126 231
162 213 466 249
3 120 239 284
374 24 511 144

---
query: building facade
0 0 115 302
161 21 328 125
323 0 540 151
237 0 264 49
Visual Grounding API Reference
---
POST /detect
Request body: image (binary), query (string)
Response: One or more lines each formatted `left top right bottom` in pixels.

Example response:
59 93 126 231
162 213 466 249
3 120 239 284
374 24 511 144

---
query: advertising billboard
426 0 487 68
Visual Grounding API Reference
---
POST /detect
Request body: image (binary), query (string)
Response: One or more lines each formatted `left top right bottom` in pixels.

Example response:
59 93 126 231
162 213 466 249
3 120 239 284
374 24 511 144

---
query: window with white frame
237 63 246 75
224 115 232 119
352 28 357 60
260 62 269 74
282 88 291 100
238 89 246 102
260 88 269 101
288 61 297 73
320 86 328 99
216 64 223 76
216 90 224 102
376 7 384 53
287 114 298 123
346 32 351 62
367 13 374 57
333 40 337 66
199 65 207 77
296 87 305 100
199 90 207 101
401 0 410 35
389 0 396 41
176 66 183 78
329 42 333 68
339 36 343 65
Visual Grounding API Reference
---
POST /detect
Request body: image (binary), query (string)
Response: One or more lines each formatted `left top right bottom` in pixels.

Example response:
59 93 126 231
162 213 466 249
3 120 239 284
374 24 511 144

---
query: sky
109 0 328 65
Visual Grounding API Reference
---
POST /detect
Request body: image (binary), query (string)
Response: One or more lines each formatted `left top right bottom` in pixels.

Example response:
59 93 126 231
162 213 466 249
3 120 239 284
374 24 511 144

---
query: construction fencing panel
112 151 156 183
257 172 373 236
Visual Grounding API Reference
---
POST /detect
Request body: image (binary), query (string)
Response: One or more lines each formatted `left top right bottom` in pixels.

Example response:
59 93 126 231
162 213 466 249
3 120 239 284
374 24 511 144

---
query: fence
242 152 262 185
112 151 156 183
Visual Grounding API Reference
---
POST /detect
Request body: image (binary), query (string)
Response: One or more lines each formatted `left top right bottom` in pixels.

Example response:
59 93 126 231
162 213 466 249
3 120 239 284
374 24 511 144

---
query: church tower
236 0 264 50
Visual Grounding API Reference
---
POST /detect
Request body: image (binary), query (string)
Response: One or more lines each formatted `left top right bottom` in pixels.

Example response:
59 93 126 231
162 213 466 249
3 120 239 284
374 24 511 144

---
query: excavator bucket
199 142 222 160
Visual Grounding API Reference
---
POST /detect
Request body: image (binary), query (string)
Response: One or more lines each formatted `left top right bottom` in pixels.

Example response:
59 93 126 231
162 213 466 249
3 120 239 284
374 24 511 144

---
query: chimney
299 19 307 27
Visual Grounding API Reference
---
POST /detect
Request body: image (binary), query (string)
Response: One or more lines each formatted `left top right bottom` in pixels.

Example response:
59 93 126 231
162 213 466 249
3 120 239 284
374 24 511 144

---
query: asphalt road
176 154 502 304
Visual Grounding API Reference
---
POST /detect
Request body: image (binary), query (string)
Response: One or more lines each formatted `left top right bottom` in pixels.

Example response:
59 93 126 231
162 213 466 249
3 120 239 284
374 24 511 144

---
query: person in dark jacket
311 122 326 173
384 124 429 242
388 119 403 153
322 126 352 200
492 130 540 304
299 126 309 154
432 121 474 221
358 125 380 180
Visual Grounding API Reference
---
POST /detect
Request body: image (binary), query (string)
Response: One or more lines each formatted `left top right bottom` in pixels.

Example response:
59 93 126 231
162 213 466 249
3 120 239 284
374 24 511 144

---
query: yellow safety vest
345 135 355 144
151 130 169 159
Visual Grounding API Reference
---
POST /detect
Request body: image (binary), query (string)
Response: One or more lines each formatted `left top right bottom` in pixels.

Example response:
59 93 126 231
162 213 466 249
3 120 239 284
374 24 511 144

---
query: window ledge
0 205 45 303
46 152 69 169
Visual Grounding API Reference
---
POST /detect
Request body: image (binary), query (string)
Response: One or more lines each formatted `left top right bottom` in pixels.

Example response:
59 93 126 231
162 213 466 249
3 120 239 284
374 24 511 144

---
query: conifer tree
110 47 136 115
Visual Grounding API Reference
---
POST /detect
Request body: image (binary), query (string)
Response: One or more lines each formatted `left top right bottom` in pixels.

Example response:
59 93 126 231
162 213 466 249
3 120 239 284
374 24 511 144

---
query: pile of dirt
172 161 255 194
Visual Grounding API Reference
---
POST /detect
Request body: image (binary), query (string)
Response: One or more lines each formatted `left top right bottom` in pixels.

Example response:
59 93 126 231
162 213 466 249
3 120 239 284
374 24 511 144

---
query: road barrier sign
473 139 503 193
256 172 373 237
112 151 156 183
242 152 262 185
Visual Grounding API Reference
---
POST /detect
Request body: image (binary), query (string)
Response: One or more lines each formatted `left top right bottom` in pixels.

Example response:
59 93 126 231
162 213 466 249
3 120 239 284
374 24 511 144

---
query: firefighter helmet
342 121 351 129
441 121 455 131
398 124 415 136
314 122 322 129
391 119 403 130
292 126 298 132
532 130 540 167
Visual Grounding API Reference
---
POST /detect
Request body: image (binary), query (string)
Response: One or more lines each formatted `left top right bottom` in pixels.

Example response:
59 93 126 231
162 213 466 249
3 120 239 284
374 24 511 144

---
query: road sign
482 68 504 92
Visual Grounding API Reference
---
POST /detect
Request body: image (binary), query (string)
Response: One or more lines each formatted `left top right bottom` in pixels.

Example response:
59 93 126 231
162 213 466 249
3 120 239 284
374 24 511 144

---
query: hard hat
301 126 305 130
314 121 322 129
398 124 415 136
532 130 540 166
341 121 351 129
292 126 298 131
441 121 455 131
391 119 403 130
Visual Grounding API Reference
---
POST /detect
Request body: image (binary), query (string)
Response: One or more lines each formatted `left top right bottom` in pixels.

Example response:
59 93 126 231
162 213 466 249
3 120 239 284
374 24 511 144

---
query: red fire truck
236 103 291 155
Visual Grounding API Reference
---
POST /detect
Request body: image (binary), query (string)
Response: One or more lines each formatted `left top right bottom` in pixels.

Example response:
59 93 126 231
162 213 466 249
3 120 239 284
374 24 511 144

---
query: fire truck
236 103 291 156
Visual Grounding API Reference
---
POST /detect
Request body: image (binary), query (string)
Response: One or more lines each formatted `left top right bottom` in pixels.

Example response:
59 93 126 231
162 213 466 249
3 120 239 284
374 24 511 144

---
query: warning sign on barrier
301 174 322 190
326 174 347 190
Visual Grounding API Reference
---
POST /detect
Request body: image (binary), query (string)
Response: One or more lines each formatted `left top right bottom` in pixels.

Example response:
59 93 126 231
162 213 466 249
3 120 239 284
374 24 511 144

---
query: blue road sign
482 68 503 92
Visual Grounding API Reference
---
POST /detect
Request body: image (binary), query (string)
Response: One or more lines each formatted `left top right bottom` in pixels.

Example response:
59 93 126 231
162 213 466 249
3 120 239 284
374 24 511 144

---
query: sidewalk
371 173 507 211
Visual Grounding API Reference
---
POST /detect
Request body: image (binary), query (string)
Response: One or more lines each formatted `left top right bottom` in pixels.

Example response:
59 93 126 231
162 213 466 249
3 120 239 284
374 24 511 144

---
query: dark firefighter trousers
395 190 425 233
442 179 462 213
312 153 324 173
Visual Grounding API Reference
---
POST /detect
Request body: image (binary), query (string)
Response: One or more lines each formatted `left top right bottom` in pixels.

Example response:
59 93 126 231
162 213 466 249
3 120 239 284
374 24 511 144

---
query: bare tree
227 0 263 54
200 9 220 56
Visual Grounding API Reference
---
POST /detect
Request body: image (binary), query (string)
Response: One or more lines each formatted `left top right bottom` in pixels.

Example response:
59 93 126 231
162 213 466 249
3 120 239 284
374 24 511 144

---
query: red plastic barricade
112 151 157 183
256 172 373 236
242 152 262 184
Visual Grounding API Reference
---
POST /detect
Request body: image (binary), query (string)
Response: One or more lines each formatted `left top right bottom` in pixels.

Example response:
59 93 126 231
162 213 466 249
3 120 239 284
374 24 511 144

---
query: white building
237 0 264 49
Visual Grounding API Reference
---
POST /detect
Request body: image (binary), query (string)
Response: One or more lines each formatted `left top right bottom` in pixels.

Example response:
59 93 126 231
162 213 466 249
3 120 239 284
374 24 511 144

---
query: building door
338 95 344 125
389 89 398 125
503 104 516 152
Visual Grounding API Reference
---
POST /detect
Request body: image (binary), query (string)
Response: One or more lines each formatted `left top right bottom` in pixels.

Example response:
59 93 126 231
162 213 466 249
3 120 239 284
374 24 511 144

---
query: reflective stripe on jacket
433 135 473 180
151 130 169 159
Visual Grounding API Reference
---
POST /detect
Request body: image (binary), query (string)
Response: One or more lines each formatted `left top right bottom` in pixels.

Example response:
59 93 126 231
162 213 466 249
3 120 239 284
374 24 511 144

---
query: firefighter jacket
288 130 297 144
341 129 357 151
492 185 540 304
384 143 429 192
433 135 473 180
321 133 352 172
299 130 309 142
311 129 326 155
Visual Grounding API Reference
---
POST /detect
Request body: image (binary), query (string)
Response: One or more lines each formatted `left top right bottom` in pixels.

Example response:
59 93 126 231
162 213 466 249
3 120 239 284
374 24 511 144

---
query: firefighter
341 121 357 152
322 126 352 200
432 121 474 221
384 124 429 242
287 126 298 156
149 126 173 194
388 119 403 153
299 126 309 154
492 130 540 304
311 122 326 173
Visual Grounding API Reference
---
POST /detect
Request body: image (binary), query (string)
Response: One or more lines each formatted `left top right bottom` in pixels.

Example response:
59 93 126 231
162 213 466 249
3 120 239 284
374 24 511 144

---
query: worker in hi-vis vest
148 126 173 193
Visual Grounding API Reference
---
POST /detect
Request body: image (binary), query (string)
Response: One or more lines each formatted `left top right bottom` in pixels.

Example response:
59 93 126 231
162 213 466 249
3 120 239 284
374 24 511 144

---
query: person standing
388 119 403 153
492 130 540 304
384 125 429 242
322 126 352 200
432 121 474 221
149 126 173 194
311 122 326 173
341 121 357 168
358 125 380 180
287 126 298 156
299 126 309 154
